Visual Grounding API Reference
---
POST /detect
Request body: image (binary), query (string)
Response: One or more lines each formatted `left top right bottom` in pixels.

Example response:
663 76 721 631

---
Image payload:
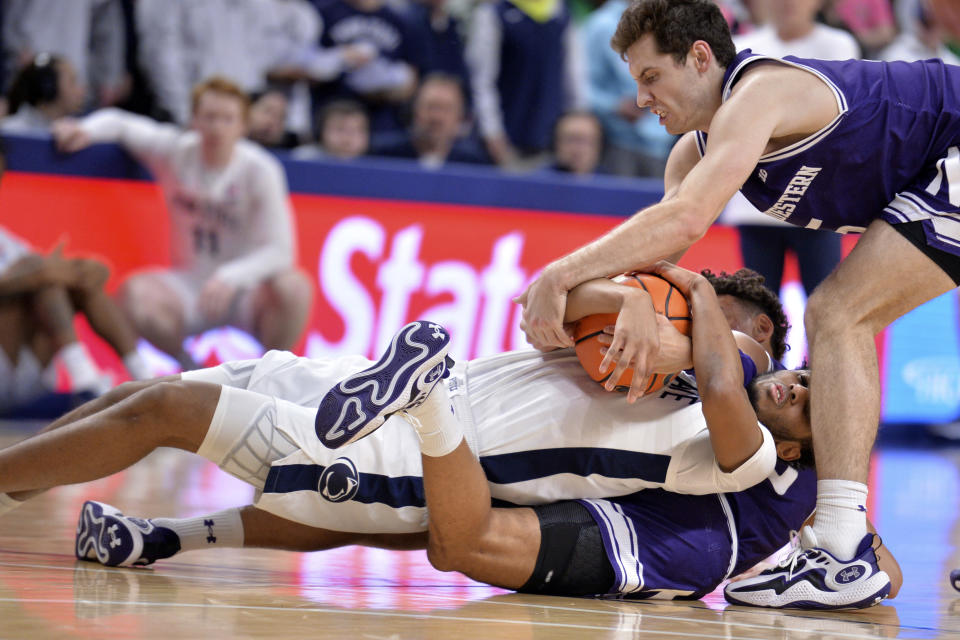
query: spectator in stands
581 0 675 177
1 53 86 133
0 1 6 119
881 0 960 64
0 140 149 414
135 0 348 125
2 0 128 109
294 99 370 160
545 110 604 176
0 232 155 409
371 73 487 167
719 0 858 298
929 0 960 40
824 0 896 56
399 0 472 105
50 76 313 371
309 0 419 135
466 0 586 167
247 89 302 150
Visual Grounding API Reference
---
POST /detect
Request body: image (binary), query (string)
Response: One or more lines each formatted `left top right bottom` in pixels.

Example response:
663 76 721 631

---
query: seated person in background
246 89 301 150
1 53 86 133
881 1 960 64
311 0 419 134
398 0 472 102
371 73 488 168
294 99 370 160
930 0 960 39
545 110 605 176
50 76 313 371
0 229 151 414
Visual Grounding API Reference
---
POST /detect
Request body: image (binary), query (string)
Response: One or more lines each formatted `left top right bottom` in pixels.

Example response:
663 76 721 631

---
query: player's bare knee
104 377 173 407
272 269 313 308
119 381 205 447
804 285 861 338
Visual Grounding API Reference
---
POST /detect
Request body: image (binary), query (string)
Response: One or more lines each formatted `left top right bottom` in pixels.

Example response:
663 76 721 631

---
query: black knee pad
518 501 614 596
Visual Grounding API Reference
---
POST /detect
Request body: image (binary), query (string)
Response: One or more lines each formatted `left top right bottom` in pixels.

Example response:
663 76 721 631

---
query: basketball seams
574 330 607 345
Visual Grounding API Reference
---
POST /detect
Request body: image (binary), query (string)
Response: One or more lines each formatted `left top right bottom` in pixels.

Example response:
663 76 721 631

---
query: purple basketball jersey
581 460 816 599
696 51 960 254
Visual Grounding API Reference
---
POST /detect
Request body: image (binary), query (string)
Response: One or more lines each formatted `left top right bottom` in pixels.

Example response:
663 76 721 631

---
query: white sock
151 508 244 552
0 493 23 517
122 350 151 380
58 342 108 393
811 479 869 560
403 383 463 457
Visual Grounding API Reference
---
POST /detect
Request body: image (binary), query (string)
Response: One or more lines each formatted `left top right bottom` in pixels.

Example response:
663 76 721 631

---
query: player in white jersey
0 264 812 578
50 76 312 370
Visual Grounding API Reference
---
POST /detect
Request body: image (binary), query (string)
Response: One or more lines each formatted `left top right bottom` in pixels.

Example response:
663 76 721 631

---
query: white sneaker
724 527 891 610
314 321 452 449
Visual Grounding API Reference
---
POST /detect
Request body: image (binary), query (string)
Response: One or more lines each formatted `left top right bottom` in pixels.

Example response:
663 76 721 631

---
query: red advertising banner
0 171 797 378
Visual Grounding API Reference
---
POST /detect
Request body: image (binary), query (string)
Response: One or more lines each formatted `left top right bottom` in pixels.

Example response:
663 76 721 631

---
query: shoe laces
776 530 814 579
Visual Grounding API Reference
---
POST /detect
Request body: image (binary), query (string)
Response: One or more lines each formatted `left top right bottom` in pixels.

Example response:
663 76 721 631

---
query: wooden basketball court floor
1 423 959 639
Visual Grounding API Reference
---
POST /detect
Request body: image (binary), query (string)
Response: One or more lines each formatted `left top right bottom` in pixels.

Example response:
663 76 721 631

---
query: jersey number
926 146 960 206
768 464 799 496
193 226 220 256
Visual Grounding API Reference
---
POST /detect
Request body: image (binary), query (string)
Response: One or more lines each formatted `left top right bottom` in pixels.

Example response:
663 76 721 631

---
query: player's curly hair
701 268 790 361
610 0 736 68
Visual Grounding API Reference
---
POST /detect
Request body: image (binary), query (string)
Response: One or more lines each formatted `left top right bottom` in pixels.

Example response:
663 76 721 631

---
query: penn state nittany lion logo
318 457 360 503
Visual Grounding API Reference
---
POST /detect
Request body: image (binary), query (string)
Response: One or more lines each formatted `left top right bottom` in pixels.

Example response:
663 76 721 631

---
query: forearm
563 277 644 322
0 256 70 296
565 277 691 372
79 108 168 150
687 277 763 471
549 201 709 293
688 278 742 390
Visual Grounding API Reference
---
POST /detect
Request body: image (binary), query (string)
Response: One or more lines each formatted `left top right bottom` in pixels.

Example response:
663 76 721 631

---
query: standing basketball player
50 76 313 370
515 0 960 608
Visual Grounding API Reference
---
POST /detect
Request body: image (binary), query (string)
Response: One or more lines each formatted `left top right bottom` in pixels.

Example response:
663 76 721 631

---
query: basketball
573 273 692 396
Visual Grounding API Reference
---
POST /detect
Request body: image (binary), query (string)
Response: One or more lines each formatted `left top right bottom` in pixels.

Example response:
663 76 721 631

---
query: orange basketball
573 273 692 396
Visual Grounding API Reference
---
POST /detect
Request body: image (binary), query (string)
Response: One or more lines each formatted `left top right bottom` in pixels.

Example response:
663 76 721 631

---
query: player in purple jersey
512 0 956 608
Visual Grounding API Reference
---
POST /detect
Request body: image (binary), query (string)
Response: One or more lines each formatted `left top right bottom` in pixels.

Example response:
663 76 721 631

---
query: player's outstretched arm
517 82 785 353
650 262 764 473
515 134 706 351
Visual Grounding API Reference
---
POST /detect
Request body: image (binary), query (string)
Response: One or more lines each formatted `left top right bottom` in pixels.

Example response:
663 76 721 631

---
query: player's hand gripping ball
573 273 691 397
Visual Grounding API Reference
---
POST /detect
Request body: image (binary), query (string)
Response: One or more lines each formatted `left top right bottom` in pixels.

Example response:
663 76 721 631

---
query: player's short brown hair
191 75 251 117
611 0 736 68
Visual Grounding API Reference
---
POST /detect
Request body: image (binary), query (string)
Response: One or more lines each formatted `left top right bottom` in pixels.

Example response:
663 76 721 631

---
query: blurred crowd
1 0 955 180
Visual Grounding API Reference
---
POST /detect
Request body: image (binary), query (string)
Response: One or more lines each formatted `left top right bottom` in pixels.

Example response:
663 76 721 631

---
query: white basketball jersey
79 109 295 288
237 348 776 531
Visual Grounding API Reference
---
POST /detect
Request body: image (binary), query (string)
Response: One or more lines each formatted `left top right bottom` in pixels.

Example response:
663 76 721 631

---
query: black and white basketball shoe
75 501 180 567
724 527 891 610
315 320 453 449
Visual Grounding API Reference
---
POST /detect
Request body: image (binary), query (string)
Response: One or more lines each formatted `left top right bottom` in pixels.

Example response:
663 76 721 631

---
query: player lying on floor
0 263 898 600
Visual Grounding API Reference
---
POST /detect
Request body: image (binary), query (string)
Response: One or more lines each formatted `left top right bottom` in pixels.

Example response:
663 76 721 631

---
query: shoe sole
315 321 451 449
725 572 891 610
75 501 143 567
